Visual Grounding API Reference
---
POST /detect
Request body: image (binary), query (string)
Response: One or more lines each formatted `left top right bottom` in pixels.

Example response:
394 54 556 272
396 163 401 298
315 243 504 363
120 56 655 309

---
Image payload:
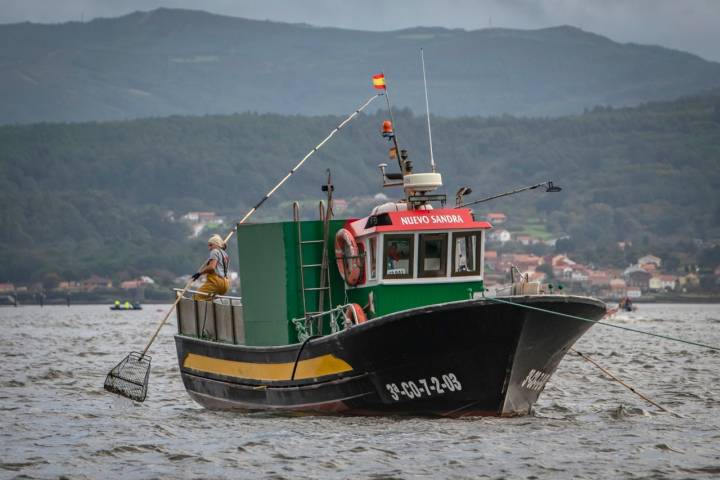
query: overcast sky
1 0 719 62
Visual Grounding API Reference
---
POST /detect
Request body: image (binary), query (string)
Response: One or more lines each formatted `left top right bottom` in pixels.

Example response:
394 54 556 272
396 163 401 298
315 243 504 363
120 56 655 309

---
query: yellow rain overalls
193 248 230 301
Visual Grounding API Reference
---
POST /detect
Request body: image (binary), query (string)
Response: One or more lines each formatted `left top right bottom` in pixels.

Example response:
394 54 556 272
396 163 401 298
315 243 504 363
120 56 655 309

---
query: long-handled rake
104 93 382 402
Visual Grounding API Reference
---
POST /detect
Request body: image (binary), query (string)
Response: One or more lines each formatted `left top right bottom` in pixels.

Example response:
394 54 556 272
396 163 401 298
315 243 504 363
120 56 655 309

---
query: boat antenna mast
421 48 436 173
376 71 445 209
377 72 409 177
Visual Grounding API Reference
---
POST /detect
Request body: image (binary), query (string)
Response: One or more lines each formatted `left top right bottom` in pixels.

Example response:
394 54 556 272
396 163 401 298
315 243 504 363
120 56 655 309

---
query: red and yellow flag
372 73 386 90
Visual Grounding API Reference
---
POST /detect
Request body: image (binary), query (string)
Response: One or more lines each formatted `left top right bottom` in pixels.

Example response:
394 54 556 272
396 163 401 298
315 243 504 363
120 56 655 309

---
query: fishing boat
170 79 606 417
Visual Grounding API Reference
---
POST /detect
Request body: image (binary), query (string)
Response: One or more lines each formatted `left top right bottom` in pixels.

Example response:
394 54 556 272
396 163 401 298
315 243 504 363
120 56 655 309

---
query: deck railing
173 289 244 344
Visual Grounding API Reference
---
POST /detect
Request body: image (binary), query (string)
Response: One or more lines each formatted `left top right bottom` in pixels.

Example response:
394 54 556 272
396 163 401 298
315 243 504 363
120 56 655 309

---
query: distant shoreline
602 296 720 304
4 297 720 307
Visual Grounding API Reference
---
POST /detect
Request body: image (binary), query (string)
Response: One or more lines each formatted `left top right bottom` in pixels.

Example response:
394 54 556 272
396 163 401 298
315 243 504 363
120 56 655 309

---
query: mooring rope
484 296 720 352
570 348 683 417
483 295 709 414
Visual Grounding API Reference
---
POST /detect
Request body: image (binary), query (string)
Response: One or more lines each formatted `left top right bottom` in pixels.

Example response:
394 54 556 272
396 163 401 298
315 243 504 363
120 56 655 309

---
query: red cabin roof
349 208 492 237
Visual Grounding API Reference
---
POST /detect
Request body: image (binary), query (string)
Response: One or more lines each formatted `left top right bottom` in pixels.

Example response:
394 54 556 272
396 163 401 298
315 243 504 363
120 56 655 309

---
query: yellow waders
193 273 230 301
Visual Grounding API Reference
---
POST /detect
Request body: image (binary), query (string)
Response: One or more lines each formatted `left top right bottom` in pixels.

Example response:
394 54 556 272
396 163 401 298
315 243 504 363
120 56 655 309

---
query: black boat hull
174 295 605 417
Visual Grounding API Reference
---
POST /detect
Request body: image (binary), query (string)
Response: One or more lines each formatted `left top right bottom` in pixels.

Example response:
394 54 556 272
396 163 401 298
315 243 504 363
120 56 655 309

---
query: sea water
1 304 719 479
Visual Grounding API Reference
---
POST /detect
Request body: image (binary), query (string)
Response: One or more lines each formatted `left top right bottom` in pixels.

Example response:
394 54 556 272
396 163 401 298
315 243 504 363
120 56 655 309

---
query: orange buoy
344 303 367 325
334 228 363 286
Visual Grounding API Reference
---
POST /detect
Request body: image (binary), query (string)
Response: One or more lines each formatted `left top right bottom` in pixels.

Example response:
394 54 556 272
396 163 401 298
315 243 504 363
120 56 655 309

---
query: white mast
421 48 436 173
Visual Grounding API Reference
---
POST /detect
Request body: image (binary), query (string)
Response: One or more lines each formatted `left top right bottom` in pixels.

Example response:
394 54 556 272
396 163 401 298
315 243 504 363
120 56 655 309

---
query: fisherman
192 234 230 301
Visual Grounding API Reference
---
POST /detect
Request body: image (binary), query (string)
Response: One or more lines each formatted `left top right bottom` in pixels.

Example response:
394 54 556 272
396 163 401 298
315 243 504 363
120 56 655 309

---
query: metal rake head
104 352 151 402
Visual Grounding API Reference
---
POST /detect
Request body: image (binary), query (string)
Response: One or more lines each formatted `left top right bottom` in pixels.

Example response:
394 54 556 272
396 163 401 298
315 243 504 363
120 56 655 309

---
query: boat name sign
399 214 464 226
375 209 492 232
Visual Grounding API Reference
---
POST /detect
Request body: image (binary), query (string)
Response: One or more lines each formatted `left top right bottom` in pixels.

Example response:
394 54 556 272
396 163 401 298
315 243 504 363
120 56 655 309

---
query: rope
484 296 720 352
291 335 321 381
571 348 682 417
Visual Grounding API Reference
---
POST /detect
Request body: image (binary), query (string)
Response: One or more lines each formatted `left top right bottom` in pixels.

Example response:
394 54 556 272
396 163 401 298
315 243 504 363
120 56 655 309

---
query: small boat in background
618 296 636 312
110 301 142 311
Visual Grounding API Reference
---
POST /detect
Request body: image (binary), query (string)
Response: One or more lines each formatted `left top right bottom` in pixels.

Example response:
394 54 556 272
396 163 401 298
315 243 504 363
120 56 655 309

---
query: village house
486 212 506 224
484 250 498 270
638 254 661 268
120 276 155 290
550 254 577 278
495 253 543 278
57 281 81 290
514 234 536 246
623 265 651 290
0 282 15 293
649 274 677 292
609 278 627 295
509 253 543 273
488 229 511 243
82 275 113 291
587 271 612 289
640 263 658 274
626 287 642 298
677 272 700 288
569 266 590 283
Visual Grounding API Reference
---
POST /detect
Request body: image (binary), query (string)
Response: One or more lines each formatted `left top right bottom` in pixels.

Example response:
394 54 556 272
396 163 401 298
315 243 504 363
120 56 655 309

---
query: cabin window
418 233 448 278
369 237 377 280
452 231 481 276
383 234 414 279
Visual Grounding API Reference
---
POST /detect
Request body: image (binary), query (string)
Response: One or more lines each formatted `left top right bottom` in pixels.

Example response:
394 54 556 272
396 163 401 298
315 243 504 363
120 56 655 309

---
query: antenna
420 49 436 172
380 71 405 175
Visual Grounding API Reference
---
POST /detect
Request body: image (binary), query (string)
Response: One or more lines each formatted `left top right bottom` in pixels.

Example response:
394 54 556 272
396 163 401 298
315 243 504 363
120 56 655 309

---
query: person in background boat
114 300 120 309
192 234 230 301
124 301 131 309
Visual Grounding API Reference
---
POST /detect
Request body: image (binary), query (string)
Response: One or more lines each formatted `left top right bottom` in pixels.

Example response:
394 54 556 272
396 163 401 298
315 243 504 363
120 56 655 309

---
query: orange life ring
335 228 363 286
344 303 367 325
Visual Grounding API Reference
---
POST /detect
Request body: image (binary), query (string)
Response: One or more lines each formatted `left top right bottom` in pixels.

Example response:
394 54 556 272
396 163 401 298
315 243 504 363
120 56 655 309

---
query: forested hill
2 8 720 124
1 92 720 283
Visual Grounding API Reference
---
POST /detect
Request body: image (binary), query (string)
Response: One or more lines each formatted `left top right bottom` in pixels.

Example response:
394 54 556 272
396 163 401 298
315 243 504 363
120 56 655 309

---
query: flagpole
381 72 405 174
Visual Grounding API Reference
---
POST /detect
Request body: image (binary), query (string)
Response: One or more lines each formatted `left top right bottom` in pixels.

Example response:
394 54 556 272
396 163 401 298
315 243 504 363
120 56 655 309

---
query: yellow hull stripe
183 352 353 381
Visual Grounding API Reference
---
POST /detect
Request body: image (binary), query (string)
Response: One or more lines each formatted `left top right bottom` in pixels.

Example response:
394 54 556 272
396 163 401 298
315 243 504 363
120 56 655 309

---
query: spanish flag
372 73 386 90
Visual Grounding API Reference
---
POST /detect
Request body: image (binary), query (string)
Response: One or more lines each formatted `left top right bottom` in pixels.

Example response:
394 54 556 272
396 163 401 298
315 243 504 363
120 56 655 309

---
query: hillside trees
1 93 719 281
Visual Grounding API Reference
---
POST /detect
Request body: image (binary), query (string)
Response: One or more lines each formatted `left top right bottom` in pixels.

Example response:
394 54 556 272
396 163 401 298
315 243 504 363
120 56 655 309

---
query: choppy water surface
1 304 719 479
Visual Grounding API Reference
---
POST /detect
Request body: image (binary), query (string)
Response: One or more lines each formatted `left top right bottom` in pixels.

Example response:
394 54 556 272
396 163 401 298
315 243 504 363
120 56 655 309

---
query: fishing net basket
104 352 151 402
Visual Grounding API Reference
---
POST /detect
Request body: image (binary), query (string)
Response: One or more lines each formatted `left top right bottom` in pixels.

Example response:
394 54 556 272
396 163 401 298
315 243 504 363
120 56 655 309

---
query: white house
649 275 676 291
638 254 661 267
489 229 511 243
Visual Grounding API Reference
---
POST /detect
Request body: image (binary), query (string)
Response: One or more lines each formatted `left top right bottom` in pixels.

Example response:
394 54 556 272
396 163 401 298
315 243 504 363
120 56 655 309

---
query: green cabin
234 204 492 346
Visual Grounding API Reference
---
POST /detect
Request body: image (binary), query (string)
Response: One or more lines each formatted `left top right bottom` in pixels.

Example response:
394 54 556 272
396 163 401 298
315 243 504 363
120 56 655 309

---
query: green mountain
2 8 720 124
1 93 719 283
